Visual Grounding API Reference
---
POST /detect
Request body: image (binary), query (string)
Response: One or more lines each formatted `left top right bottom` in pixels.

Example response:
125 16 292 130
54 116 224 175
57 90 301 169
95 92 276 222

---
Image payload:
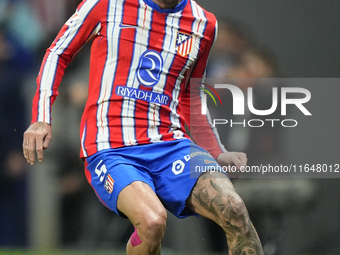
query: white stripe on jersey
96 0 123 150
38 0 100 123
214 19 218 43
167 12 186 138
81 123 88 157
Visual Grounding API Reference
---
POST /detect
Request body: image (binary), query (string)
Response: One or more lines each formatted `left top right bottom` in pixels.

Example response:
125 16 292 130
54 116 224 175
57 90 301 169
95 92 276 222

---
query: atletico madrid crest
104 174 114 194
176 32 193 57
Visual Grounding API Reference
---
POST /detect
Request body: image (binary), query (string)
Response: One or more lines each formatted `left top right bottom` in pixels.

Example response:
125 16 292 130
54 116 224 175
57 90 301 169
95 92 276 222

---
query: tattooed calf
233 238 262 255
191 173 264 255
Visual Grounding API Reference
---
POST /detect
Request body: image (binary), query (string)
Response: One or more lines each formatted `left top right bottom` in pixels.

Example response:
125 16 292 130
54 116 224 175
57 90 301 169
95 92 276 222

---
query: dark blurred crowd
0 0 134 249
0 0 84 248
0 1 298 254
0 0 36 247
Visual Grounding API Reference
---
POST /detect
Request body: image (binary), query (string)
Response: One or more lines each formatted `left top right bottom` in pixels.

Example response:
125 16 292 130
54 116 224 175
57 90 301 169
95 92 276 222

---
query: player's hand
23 122 52 165
216 152 247 179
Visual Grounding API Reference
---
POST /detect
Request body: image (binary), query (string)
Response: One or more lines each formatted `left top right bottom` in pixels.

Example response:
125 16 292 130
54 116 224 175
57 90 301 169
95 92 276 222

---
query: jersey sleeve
31 0 106 124
181 19 227 159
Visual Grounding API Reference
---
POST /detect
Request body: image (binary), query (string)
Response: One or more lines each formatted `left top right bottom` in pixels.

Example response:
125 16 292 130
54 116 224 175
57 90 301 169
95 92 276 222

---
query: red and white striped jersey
31 0 227 158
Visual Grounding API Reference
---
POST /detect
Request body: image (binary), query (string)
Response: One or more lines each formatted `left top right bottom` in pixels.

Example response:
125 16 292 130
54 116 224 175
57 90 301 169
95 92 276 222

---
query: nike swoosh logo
204 159 216 164
119 23 139 29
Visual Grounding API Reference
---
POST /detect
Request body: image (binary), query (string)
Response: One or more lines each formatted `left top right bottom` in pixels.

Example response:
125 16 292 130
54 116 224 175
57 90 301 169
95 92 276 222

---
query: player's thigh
118 182 167 247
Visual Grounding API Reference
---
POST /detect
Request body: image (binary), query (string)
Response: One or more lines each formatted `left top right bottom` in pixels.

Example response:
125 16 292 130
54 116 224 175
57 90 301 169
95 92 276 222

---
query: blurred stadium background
0 0 340 255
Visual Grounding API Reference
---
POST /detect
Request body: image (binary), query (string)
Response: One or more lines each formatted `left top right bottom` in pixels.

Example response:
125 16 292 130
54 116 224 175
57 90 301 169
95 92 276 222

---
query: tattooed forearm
191 173 264 255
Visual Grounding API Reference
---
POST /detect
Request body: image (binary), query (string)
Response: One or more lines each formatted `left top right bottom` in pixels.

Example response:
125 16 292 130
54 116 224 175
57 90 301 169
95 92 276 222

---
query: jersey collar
142 0 188 13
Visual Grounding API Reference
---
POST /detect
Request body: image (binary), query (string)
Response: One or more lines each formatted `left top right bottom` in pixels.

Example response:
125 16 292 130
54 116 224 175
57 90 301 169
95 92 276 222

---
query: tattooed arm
23 122 52 166
187 172 264 255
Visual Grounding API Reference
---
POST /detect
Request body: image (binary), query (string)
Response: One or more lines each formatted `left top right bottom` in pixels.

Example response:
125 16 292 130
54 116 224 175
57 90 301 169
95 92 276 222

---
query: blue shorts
84 139 221 218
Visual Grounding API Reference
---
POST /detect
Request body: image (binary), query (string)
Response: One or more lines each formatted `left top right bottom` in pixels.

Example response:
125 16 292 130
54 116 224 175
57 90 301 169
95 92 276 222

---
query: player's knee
146 212 167 243
221 192 250 234
230 192 247 215
139 210 167 247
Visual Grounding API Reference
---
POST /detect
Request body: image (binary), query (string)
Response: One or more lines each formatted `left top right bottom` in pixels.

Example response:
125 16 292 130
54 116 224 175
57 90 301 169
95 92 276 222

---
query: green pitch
0 249 122 255
0 249 336 255
0 249 222 255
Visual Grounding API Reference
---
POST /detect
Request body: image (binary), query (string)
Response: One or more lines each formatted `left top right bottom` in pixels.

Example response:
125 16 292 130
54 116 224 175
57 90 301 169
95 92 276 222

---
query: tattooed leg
186 172 264 255
118 181 166 255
